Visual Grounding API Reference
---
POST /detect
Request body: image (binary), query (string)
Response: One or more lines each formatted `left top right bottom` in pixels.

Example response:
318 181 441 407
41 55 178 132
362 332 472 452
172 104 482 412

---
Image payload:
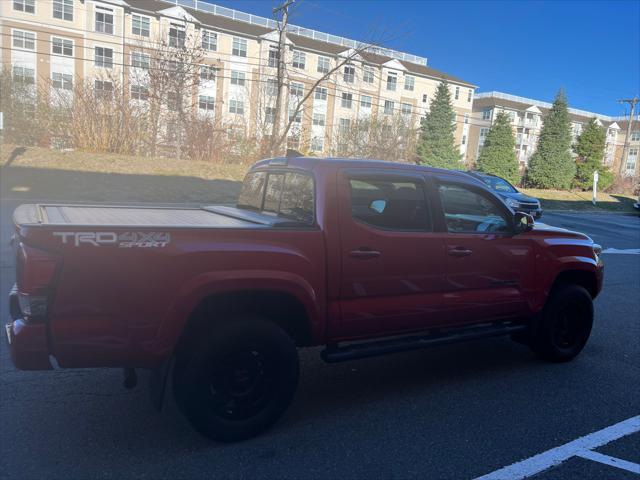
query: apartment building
467 91 639 177
0 0 477 155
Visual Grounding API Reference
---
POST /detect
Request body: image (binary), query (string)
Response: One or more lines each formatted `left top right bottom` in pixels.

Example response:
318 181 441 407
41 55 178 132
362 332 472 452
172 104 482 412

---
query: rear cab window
348 175 431 231
237 170 315 225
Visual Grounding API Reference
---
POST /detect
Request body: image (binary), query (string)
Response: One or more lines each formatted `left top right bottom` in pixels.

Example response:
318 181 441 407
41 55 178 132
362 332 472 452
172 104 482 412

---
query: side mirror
514 212 534 234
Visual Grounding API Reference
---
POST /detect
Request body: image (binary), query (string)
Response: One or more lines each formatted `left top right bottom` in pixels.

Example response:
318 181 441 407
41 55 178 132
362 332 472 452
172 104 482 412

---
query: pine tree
573 118 613 190
416 81 461 169
526 89 575 188
477 111 520 184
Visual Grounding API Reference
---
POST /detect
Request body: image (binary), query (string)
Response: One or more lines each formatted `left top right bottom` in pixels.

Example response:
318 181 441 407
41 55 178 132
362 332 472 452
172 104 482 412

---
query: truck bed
13 204 299 228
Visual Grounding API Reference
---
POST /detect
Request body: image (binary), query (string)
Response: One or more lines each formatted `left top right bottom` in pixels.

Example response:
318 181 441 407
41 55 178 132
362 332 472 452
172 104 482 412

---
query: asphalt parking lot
1 199 639 480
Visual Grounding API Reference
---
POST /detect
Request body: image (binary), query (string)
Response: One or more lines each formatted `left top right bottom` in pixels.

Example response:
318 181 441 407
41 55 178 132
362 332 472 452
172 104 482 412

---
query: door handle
349 248 381 259
448 247 473 257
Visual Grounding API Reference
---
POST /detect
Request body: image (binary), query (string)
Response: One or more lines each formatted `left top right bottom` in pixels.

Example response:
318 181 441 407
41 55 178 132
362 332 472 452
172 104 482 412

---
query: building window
404 75 415 91
311 136 323 152
199 95 215 112
462 134 467 145
422 93 428 103
464 113 469 124
53 0 73 21
229 99 244 115
360 95 372 109
14 0 35 13
268 47 279 68
482 109 491 121
230 70 245 86
232 37 247 57
386 73 397 91
631 131 640 142
13 66 35 85
312 113 325 126
166 93 180 111
314 87 327 101
401 103 412 116
454 86 460 100
343 65 355 83
202 30 217 51
317 56 330 74
52 37 73 56
94 80 113 99
131 52 150 70
292 50 306 69
12 30 35 50
131 84 149 101
363 65 375 83
384 100 394 115
289 107 301 123
627 147 638 173
339 118 351 133
467 89 472 102
480 127 489 139
200 65 217 82
169 26 185 48
132 14 150 37
264 106 275 123
290 82 304 98
94 47 113 68
341 92 353 109
95 9 114 34
51 73 72 94
265 78 277 96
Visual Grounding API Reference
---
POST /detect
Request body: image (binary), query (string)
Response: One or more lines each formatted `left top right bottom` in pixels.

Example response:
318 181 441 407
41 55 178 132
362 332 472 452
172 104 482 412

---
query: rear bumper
5 285 52 370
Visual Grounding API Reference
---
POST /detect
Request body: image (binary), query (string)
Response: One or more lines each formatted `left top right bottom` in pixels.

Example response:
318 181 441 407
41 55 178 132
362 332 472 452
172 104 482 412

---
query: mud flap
149 356 173 412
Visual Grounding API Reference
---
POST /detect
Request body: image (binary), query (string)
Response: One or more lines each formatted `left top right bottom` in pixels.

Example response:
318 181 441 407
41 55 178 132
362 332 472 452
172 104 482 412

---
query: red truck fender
151 270 325 361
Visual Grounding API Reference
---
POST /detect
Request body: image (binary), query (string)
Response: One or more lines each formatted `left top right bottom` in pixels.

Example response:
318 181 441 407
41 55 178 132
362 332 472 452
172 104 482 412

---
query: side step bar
321 321 527 363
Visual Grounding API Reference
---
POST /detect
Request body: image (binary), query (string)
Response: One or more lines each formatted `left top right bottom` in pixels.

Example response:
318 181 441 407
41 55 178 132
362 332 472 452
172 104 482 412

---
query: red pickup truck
6 156 603 442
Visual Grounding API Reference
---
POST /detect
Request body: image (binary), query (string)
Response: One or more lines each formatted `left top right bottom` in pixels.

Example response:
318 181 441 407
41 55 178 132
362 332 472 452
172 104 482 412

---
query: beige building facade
468 92 639 178
1 0 476 155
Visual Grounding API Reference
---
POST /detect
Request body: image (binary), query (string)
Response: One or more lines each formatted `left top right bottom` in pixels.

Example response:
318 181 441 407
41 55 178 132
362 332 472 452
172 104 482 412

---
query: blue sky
208 0 639 116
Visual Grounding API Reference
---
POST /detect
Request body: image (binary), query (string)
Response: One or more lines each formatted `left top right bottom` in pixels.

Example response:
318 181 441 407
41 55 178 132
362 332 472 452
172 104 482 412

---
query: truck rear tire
173 316 299 442
530 284 593 362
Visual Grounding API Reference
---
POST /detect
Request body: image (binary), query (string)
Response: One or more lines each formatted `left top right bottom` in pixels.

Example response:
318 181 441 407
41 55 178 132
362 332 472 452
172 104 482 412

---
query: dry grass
1 144 249 182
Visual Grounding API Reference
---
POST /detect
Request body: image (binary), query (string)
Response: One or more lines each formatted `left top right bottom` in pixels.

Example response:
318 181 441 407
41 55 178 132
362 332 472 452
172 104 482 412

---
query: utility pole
269 0 294 156
618 96 638 176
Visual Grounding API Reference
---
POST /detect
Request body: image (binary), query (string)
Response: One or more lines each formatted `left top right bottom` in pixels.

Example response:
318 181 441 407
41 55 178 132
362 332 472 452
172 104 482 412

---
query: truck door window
349 178 430 231
438 183 510 234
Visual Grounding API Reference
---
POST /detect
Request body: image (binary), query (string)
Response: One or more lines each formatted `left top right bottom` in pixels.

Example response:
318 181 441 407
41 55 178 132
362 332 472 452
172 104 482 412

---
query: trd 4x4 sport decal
53 232 171 248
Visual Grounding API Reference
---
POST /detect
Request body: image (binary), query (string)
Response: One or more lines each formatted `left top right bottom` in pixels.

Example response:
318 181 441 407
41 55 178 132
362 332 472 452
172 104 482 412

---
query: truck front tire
173 316 299 442
530 284 594 362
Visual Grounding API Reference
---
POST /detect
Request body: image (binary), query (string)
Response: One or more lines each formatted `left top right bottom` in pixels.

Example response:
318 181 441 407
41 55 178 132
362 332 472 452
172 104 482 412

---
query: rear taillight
16 243 60 323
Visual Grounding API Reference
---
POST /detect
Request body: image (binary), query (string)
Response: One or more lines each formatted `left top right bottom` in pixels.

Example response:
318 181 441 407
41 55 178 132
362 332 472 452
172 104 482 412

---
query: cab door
434 179 536 324
337 170 448 338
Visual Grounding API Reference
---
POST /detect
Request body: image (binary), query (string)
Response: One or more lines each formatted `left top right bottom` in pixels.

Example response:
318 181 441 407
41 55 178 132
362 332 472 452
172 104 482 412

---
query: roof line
475 91 639 123
167 0 429 66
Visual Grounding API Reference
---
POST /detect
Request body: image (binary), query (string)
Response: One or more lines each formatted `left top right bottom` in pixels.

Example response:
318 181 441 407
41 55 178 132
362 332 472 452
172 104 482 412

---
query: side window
438 183 510 234
349 177 430 231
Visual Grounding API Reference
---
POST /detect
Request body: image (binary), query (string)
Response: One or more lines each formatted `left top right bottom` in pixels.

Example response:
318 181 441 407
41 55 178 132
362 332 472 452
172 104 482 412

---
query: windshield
479 176 518 193
237 170 315 224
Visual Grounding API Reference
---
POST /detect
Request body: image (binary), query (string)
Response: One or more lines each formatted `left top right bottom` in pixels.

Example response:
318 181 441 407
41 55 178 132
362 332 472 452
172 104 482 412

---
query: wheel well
552 270 598 298
176 290 313 354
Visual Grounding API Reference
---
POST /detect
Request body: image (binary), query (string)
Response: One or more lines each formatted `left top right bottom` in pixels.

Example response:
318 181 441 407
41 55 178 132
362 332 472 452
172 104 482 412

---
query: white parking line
602 248 640 255
474 415 640 480
575 450 640 474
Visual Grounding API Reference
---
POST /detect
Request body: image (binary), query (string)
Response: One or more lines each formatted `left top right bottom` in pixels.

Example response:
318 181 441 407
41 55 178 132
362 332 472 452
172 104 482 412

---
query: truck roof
250 156 464 177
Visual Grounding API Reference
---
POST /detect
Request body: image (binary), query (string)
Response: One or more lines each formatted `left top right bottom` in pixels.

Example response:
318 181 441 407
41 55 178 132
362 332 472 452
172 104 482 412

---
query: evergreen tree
417 81 461 169
477 111 520 184
573 118 613 190
526 89 575 188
